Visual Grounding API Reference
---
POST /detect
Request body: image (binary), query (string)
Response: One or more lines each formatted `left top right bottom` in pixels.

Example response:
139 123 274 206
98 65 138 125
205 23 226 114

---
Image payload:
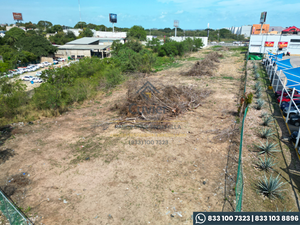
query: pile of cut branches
182 52 223 77
111 80 211 130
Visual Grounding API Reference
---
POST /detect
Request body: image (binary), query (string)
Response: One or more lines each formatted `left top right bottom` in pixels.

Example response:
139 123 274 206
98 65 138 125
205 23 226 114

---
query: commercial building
56 37 125 59
226 25 252 38
249 34 300 55
62 29 127 40
251 24 270 35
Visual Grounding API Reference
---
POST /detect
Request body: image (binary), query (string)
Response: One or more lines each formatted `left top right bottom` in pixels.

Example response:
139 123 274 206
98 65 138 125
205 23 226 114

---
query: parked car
57 57 66 62
7 71 14 78
277 95 300 103
288 131 299 143
21 76 33 81
275 89 298 98
280 100 300 110
30 77 43 83
289 115 300 126
219 41 225 44
42 62 51 66
53 60 58 64
283 106 300 117
36 71 42 76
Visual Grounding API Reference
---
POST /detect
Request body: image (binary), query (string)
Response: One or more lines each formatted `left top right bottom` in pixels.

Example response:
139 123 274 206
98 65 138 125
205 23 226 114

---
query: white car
26 66 34 72
30 77 43 83
42 62 51 67
53 60 58 64
57 58 66 62
37 63 44 68
36 71 42 76
21 76 33 81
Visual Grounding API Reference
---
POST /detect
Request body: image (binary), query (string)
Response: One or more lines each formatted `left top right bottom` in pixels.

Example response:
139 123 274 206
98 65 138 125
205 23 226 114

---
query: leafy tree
87 23 97 30
128 26 147 41
49 31 76 45
53 25 63 32
79 27 93 37
37 20 52 29
4 27 26 46
26 30 37 37
96 25 107 31
16 35 57 57
0 61 9 73
25 21 36 30
65 31 76 40
74 21 87 29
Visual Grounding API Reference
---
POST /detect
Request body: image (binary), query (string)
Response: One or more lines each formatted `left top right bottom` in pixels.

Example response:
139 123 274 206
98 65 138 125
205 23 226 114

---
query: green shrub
104 67 123 88
255 72 260 80
257 174 285 199
256 140 280 156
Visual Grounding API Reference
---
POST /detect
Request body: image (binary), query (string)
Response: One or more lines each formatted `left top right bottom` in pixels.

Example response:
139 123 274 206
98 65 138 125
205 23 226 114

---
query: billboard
13 12 23 21
278 42 288 48
265 41 274 47
260 11 267 23
109 13 117 23
174 20 179 28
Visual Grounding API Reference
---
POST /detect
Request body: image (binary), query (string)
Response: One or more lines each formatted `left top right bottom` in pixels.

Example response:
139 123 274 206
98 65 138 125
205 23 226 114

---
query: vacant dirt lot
0 48 245 224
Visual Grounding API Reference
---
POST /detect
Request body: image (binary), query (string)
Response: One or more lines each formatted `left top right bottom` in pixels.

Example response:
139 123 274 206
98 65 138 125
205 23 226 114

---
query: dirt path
0 48 245 224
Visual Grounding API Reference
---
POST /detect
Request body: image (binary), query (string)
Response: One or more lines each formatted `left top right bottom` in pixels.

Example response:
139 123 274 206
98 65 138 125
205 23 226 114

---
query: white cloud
159 12 167 19
97 15 105 19
176 10 183 14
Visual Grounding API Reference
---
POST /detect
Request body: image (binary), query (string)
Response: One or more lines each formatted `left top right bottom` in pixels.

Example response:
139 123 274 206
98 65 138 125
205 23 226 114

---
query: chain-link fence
235 50 250 212
0 190 32 225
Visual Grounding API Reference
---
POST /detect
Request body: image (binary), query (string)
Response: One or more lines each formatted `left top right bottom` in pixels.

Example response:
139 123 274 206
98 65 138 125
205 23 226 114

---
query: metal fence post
280 87 285 106
295 127 300 149
286 88 295 123
276 70 282 92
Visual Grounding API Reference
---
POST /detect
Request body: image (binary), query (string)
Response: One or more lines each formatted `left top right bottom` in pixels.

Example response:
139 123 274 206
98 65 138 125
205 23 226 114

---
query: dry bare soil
1 48 246 224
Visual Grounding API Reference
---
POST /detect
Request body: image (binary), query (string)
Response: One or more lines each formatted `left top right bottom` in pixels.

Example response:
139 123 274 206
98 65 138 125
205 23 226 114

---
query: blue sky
0 0 299 29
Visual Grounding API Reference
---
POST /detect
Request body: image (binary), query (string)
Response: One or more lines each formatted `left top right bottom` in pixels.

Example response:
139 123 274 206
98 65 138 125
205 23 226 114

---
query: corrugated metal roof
58 45 110 50
66 38 102 45
66 37 124 45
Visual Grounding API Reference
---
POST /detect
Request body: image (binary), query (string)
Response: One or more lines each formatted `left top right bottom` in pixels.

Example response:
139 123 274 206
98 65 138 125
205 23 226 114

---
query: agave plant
255 72 260 80
257 174 285 199
256 91 262 99
255 82 260 90
261 112 268 118
257 99 265 110
256 140 280 156
257 155 276 171
253 64 257 70
260 128 274 138
262 116 274 126
255 87 262 95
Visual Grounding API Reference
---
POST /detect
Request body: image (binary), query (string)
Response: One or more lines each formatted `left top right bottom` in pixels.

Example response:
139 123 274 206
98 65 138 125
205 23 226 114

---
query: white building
63 29 127 39
249 34 300 55
226 25 252 37
56 37 126 59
